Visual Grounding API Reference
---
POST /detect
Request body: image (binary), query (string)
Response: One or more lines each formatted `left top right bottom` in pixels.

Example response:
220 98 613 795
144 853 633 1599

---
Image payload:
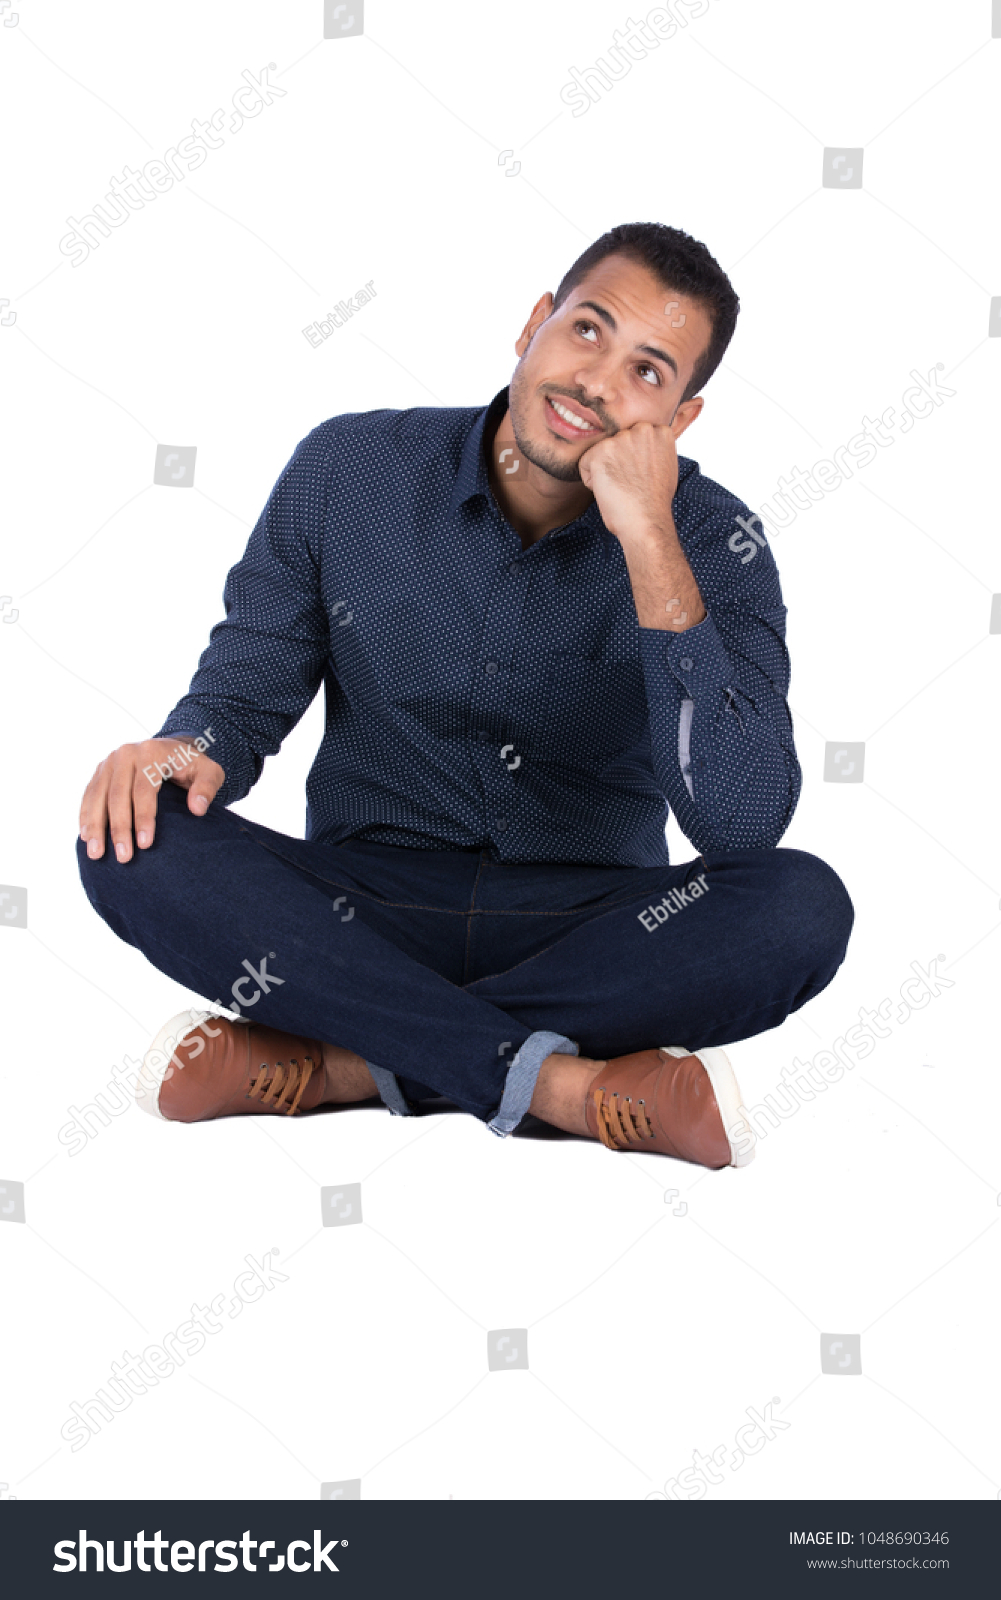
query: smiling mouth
544 394 603 438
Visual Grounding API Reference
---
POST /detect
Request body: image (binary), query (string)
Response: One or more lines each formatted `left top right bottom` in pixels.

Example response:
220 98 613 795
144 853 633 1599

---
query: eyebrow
575 299 680 380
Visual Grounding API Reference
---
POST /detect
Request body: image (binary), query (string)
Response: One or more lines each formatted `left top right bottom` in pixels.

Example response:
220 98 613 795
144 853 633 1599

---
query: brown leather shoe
136 1009 328 1123
585 1045 755 1169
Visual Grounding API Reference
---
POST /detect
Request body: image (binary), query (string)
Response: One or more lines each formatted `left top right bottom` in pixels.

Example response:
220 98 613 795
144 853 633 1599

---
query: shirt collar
447 390 697 540
448 385 605 539
449 386 509 515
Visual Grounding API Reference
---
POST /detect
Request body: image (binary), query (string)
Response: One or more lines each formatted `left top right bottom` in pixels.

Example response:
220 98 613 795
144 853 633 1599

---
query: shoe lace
592 1087 655 1150
247 1054 317 1116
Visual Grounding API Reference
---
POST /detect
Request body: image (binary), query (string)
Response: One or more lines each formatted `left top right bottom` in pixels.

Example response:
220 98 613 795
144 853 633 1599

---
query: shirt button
680 657 693 671
484 661 499 675
494 818 508 832
508 562 520 574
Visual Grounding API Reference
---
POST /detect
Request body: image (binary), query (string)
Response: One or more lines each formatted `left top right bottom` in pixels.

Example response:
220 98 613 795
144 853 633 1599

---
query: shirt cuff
638 610 732 706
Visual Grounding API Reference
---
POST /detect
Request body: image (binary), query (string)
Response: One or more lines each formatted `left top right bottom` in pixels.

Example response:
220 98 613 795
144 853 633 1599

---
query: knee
76 830 109 901
75 784 186 906
75 828 143 932
767 848 854 969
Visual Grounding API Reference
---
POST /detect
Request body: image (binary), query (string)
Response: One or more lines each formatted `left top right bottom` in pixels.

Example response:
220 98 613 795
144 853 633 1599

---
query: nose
573 357 617 411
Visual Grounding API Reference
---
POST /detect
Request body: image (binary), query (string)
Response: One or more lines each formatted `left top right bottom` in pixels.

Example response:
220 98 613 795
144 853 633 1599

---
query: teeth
550 397 596 430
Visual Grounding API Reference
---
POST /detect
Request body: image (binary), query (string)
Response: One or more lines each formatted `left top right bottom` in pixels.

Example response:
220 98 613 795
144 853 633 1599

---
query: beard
507 360 614 483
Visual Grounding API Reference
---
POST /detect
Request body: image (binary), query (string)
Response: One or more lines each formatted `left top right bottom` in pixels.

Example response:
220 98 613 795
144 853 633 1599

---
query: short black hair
551 222 740 402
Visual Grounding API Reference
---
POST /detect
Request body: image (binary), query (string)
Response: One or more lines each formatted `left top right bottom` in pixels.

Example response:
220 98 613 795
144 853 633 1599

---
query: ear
670 395 704 440
515 292 555 357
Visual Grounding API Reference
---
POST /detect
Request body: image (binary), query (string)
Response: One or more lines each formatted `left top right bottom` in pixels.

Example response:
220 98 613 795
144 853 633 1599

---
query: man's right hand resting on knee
78 738 225 864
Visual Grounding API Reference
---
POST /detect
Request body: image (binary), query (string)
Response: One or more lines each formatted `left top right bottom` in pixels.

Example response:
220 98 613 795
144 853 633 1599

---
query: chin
537 454 585 484
512 421 587 484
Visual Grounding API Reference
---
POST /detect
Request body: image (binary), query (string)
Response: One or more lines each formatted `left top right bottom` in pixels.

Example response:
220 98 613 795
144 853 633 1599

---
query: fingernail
137 831 149 847
116 842 128 861
88 839 100 858
192 795 207 814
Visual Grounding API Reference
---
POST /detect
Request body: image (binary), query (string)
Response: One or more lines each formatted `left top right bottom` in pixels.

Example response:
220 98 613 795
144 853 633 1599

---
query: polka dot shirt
156 387 801 864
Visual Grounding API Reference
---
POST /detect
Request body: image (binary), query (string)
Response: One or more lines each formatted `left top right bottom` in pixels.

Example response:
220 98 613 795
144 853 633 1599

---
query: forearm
618 515 706 632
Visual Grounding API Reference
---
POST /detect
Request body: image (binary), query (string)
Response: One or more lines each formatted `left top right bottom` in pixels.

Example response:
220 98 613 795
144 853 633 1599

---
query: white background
1 0 999 1503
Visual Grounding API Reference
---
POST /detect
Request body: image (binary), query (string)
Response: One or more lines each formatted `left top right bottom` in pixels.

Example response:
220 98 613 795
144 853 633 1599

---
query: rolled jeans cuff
487 1030 579 1138
365 1061 412 1117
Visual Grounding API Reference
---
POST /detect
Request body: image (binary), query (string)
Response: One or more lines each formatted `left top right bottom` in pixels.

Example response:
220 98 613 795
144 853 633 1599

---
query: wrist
635 600 705 632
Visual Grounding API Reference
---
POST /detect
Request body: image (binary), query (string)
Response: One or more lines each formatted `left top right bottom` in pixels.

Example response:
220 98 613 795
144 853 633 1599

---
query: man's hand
79 738 225 863
579 422 706 632
578 420 680 539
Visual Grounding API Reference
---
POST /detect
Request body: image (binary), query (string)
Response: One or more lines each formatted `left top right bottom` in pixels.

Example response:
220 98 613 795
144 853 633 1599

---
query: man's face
507 255 713 482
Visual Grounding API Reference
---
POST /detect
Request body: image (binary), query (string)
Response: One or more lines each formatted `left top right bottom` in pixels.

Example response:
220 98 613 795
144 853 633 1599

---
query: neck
486 407 593 548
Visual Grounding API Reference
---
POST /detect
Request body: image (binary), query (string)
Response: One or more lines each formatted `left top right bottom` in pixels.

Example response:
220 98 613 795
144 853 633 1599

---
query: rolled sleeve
365 1061 413 1117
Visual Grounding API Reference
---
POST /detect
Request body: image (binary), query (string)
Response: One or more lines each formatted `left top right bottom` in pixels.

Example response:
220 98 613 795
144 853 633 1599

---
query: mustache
543 388 616 432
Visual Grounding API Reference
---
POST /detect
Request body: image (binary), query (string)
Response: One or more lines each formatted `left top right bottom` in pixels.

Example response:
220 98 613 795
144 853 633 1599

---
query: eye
637 363 661 387
574 319 598 343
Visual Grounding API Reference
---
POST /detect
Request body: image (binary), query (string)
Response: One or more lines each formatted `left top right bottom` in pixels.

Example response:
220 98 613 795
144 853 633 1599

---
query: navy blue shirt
156 387 800 865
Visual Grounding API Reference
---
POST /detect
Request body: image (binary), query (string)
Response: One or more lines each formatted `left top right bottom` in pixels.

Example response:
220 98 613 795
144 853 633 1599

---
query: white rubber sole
660 1045 756 1168
135 1007 239 1121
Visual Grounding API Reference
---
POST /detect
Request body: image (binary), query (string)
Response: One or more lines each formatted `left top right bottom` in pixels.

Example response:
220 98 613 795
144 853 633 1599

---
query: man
77 222 853 1171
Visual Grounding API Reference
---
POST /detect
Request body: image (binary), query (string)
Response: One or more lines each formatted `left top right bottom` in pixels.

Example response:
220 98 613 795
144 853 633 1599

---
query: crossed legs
77 782 854 1140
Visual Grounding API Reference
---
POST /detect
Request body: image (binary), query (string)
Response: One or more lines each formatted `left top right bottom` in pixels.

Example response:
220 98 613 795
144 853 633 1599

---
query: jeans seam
462 892 673 989
238 824 679 918
462 860 724 988
237 828 610 918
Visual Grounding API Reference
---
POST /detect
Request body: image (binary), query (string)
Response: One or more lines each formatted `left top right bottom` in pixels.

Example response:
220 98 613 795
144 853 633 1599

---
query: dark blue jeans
76 782 854 1135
